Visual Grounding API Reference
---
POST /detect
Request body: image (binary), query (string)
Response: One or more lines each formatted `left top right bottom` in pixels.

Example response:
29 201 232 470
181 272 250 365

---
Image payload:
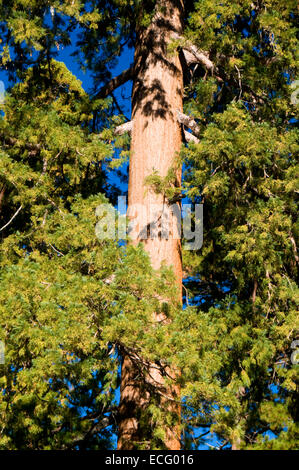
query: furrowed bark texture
117 0 184 450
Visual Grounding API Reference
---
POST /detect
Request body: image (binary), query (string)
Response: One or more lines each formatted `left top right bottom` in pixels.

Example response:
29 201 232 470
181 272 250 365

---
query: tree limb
177 110 201 135
114 120 133 136
65 415 115 450
94 66 134 100
0 205 22 232
289 234 299 264
49 243 64 257
182 47 214 71
0 132 41 153
111 92 130 122
252 279 258 303
184 130 199 144
172 33 214 70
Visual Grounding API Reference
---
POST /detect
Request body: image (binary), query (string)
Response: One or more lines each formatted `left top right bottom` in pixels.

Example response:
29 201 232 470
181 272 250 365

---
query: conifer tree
0 0 298 450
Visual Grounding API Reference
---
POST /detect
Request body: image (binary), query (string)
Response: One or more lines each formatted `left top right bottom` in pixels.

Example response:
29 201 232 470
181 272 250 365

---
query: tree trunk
231 438 241 450
0 185 5 213
117 0 184 450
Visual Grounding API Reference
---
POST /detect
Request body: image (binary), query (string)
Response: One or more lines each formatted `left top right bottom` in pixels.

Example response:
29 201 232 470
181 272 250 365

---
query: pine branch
114 120 133 135
184 129 199 144
182 46 214 71
289 234 299 264
64 415 115 450
94 66 134 100
111 92 130 122
0 205 22 232
0 132 41 154
172 34 224 82
172 33 214 70
176 110 201 135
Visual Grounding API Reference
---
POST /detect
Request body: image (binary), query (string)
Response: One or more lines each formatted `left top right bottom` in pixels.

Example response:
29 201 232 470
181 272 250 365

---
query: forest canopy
0 0 298 450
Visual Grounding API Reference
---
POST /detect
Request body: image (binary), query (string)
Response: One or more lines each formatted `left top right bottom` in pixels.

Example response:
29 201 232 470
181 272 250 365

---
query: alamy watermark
95 196 203 250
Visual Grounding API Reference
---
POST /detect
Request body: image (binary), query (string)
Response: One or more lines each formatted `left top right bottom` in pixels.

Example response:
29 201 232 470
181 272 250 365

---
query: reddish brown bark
231 439 241 451
117 0 184 450
0 185 5 212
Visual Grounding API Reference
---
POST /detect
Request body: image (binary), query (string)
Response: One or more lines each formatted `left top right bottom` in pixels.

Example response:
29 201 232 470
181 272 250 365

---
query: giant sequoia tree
0 0 298 450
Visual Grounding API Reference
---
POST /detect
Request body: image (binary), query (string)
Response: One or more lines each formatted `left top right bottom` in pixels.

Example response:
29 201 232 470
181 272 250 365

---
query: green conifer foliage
0 0 298 449
0 3 179 448
178 0 298 449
